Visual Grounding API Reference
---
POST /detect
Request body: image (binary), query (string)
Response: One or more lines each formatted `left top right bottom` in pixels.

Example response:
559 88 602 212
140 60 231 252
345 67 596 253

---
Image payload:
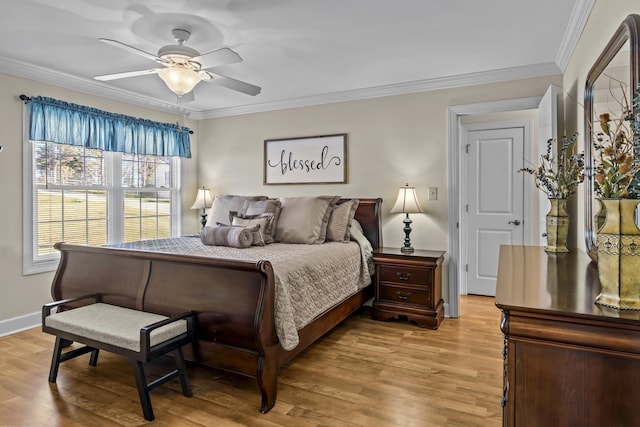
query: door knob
508 219 521 226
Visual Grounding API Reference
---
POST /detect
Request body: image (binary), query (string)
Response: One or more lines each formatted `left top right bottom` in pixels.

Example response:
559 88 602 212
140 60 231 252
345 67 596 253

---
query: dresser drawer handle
396 291 412 300
396 272 412 281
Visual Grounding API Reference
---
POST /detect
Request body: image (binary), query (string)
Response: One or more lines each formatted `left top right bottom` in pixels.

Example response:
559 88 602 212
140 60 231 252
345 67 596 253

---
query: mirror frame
584 14 640 261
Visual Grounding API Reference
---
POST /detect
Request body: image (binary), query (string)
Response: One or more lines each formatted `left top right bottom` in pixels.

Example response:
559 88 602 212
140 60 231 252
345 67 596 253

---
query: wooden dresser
495 245 640 427
372 247 444 329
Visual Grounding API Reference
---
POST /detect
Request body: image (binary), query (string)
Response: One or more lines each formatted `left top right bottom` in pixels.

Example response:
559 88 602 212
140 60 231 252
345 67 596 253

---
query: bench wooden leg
48 338 100 383
130 360 154 421
173 347 192 397
89 348 100 366
48 337 65 383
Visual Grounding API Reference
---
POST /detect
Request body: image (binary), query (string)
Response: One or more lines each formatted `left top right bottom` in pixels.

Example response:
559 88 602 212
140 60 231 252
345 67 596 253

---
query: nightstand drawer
372 248 445 329
378 283 431 306
378 265 430 286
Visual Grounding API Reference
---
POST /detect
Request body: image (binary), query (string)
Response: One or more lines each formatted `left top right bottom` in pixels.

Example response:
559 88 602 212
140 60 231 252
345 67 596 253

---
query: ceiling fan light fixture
199 70 213 81
157 66 202 96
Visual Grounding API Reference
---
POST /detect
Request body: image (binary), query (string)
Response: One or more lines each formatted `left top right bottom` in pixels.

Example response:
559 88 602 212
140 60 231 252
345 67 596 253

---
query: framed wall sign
263 133 347 185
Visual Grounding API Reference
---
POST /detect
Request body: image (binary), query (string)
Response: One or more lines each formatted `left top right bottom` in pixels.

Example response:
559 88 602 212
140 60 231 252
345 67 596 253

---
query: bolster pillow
200 225 253 248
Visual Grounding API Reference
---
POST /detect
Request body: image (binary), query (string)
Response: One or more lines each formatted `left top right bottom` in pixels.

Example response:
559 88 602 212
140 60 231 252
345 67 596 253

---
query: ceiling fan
94 28 261 99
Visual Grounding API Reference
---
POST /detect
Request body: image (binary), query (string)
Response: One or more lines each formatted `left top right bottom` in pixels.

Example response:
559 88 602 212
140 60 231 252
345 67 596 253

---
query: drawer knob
396 291 412 300
396 272 411 281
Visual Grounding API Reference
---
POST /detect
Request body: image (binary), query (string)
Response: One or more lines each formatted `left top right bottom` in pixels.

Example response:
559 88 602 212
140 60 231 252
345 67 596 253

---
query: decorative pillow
205 195 268 227
238 198 282 244
200 225 253 248
350 219 374 274
275 196 340 244
230 212 277 244
230 215 269 246
326 199 360 242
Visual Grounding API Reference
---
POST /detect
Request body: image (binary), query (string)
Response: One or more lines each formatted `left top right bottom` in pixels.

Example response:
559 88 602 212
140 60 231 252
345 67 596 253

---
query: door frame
460 120 532 295
447 96 541 317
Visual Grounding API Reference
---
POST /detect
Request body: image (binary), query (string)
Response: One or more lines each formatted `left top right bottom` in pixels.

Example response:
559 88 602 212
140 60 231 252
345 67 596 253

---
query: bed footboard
51 242 280 412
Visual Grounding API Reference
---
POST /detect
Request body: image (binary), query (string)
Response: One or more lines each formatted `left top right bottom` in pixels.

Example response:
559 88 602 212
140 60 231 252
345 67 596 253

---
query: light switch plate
428 187 437 200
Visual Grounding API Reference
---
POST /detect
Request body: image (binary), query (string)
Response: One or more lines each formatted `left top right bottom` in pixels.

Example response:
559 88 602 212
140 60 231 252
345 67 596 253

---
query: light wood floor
0 296 503 427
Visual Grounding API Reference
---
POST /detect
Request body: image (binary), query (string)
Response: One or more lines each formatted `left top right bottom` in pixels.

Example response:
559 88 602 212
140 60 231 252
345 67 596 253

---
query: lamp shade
190 187 213 210
157 66 202 96
390 184 423 214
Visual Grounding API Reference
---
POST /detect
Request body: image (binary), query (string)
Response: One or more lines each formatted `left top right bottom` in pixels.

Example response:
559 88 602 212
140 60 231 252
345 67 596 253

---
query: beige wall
563 0 637 253
196 76 562 304
3 0 624 328
0 73 198 329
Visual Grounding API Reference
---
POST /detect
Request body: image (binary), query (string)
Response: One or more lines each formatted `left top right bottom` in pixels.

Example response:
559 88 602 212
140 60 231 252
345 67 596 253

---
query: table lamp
191 187 213 230
390 183 424 253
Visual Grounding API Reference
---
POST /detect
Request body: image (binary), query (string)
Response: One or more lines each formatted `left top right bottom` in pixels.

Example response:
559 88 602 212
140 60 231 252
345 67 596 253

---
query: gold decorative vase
545 199 569 253
595 198 640 310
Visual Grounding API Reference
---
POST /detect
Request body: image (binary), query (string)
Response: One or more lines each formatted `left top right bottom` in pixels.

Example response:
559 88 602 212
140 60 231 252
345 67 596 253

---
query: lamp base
200 210 208 231
401 213 415 253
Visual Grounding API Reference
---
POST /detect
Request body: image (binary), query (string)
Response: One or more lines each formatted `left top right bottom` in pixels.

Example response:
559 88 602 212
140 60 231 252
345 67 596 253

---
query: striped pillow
201 225 253 248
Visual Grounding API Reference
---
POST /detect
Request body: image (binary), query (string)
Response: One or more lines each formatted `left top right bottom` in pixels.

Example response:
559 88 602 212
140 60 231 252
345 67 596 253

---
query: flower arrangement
593 91 640 198
520 133 584 199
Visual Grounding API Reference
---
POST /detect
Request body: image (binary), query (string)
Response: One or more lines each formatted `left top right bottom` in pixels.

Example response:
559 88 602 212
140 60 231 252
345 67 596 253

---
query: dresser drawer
378 283 432 306
378 265 431 286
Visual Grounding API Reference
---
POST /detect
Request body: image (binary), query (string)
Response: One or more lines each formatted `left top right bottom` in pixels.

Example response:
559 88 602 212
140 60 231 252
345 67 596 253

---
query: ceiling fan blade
99 38 167 65
94 68 160 81
207 73 261 96
192 47 242 69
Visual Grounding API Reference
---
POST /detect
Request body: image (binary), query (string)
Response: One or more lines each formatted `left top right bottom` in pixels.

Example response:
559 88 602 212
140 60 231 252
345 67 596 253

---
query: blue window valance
25 96 191 158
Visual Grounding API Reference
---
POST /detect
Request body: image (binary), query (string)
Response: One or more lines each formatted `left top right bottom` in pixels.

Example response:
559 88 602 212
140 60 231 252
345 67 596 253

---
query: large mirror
584 14 640 261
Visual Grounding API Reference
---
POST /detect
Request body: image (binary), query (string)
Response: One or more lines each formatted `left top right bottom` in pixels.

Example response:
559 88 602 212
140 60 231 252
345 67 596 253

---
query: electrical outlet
428 187 438 200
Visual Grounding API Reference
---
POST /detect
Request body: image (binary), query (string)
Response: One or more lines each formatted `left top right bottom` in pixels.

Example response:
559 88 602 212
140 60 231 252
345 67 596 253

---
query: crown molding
0 56 195 116
1 54 561 120
193 62 562 119
555 0 596 72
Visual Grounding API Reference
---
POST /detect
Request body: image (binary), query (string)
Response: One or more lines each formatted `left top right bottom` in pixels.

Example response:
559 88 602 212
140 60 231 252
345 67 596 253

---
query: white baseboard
0 311 41 337
0 302 448 336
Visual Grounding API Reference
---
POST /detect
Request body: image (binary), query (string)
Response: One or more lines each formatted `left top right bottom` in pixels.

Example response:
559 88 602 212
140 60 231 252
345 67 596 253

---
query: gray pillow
326 199 360 242
230 215 269 246
350 219 374 274
275 196 340 244
200 225 253 248
239 199 282 244
205 195 267 227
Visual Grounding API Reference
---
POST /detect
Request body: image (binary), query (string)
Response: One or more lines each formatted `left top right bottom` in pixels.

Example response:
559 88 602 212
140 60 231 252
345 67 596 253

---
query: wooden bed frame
50 197 382 413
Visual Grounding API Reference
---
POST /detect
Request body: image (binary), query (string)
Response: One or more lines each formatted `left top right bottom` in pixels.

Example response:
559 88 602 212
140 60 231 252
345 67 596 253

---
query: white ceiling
0 0 591 119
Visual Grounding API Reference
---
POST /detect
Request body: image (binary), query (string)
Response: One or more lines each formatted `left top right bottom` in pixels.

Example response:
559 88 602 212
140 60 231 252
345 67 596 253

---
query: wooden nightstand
372 247 445 329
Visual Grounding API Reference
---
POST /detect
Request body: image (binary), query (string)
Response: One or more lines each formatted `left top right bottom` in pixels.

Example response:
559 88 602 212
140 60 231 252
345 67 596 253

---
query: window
24 141 181 274
22 95 190 275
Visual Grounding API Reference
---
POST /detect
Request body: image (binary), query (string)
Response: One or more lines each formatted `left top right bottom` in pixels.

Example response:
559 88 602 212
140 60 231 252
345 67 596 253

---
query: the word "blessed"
268 145 341 175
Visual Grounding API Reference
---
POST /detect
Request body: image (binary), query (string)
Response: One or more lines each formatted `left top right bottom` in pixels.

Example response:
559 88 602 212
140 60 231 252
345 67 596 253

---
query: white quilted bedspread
108 237 372 350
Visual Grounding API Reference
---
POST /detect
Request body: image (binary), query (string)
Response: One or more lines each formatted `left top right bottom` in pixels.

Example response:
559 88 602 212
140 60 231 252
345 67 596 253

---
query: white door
464 125 526 296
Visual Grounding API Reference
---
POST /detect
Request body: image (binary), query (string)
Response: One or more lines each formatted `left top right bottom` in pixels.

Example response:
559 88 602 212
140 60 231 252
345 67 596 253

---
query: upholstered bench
42 294 195 421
